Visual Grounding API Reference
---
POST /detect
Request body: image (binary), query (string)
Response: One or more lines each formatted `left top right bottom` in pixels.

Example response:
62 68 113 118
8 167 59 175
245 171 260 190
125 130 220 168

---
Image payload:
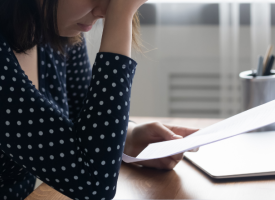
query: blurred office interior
85 1 275 119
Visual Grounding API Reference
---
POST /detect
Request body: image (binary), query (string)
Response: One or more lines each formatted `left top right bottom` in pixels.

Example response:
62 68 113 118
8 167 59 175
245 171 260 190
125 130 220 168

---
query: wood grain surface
25 116 275 200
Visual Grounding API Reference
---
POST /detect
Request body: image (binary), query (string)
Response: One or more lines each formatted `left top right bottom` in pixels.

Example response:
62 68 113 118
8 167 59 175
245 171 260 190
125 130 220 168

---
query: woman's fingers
150 122 183 141
135 155 183 170
170 152 184 162
187 147 200 152
163 124 199 138
160 157 180 170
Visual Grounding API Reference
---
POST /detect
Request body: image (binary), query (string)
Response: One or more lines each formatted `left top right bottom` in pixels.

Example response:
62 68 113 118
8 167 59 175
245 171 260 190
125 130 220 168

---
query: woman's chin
59 30 82 38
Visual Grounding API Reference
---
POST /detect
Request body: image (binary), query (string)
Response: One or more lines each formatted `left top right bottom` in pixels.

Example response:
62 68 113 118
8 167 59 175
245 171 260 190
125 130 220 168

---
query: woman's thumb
155 123 183 140
172 134 183 139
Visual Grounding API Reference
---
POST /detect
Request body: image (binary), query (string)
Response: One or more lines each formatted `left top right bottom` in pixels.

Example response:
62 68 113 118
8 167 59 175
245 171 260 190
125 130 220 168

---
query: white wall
85 21 275 118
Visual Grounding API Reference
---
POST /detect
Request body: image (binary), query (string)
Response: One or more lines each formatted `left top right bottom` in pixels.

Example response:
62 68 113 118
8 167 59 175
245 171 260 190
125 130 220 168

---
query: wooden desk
25 116 275 200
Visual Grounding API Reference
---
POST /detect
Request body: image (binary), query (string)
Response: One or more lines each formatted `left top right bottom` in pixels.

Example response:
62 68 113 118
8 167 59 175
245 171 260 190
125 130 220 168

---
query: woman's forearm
99 4 133 58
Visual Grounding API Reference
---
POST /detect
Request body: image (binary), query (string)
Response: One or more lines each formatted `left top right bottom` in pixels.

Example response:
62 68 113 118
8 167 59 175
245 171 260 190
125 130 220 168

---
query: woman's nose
92 0 109 19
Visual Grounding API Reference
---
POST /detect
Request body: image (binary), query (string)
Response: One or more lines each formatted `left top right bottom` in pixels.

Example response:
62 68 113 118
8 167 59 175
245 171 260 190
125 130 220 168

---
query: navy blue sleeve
65 37 136 126
65 37 93 123
0 35 137 200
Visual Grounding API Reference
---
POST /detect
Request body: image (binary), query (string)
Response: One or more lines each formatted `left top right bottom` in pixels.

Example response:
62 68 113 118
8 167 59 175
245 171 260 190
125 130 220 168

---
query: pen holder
239 70 275 132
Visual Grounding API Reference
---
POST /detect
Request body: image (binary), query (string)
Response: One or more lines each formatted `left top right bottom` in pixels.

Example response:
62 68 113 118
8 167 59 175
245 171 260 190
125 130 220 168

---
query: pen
262 45 273 74
256 56 264 76
251 66 257 78
263 55 275 76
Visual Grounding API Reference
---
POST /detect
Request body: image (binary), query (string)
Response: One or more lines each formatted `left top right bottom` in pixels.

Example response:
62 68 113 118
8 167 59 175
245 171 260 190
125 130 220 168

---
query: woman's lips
77 23 93 32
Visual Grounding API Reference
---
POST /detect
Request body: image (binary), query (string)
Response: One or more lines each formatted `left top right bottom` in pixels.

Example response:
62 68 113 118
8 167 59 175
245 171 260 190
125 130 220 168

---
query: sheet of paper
122 99 275 163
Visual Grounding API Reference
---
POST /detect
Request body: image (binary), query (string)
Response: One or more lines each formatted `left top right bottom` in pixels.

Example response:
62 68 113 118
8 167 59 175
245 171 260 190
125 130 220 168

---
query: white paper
122 99 275 163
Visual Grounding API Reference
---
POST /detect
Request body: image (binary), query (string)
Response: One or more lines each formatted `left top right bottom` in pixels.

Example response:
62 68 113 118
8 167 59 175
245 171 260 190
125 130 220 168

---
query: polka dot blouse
0 31 137 200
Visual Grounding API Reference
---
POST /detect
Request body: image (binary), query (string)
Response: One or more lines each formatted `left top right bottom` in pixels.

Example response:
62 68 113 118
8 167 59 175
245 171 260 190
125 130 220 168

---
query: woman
0 0 199 199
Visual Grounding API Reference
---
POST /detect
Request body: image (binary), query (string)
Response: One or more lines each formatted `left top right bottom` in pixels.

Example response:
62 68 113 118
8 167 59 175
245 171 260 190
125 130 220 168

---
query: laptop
184 131 275 179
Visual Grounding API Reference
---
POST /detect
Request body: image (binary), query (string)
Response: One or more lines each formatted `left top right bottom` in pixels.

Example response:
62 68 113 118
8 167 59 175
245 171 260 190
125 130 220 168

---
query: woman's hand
108 0 148 17
124 121 199 170
99 0 148 57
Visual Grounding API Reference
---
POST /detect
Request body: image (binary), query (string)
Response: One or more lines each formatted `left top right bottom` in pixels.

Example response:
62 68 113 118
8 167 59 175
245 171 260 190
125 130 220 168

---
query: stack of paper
122 100 275 163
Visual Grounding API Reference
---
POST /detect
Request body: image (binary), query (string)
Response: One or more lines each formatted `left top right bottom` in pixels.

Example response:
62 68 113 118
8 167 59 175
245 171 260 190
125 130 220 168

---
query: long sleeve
65 37 136 126
65 37 93 123
0 34 137 200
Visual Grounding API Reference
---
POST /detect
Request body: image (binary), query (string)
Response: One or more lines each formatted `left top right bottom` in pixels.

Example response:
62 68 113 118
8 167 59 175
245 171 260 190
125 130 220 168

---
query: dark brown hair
0 0 83 58
0 0 146 58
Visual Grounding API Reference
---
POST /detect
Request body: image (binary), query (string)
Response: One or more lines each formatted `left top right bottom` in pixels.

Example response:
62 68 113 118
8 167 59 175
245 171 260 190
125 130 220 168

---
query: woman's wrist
123 121 137 156
99 3 133 58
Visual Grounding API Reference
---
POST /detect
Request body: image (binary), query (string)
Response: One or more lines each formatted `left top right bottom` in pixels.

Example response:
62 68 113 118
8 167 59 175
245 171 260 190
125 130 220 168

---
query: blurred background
84 0 275 119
